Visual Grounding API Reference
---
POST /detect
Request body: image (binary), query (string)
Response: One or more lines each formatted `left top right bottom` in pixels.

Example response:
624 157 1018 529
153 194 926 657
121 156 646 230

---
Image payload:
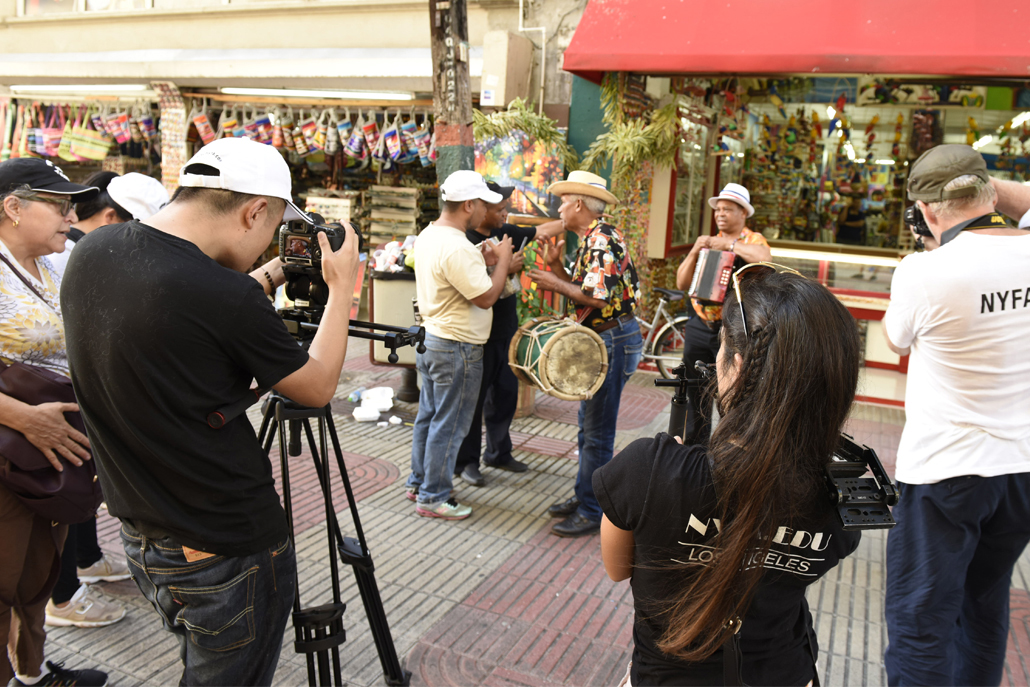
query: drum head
542 328 607 400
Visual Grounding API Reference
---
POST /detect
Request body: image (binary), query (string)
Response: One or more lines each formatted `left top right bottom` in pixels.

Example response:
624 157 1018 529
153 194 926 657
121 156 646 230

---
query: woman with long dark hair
595 266 863 686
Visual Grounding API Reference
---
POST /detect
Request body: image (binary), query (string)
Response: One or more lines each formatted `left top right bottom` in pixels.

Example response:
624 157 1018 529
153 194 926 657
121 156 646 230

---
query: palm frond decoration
473 98 579 172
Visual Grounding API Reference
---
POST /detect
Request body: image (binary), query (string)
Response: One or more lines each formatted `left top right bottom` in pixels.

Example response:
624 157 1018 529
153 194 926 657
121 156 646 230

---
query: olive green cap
907 144 989 202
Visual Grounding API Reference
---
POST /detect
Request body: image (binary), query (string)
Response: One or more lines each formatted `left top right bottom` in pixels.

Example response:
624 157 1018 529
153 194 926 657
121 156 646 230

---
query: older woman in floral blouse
0 158 106 687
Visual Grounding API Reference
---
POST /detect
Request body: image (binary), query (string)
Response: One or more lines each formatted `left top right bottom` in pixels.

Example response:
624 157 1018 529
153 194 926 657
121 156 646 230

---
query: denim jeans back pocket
170 566 259 652
462 342 484 365
423 344 456 386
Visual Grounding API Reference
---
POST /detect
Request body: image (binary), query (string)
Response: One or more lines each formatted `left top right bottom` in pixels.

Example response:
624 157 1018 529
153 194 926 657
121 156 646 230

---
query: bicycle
637 287 693 379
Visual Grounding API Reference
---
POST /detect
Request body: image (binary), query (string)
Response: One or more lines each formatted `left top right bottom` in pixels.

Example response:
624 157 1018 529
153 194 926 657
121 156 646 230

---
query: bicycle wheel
654 316 690 379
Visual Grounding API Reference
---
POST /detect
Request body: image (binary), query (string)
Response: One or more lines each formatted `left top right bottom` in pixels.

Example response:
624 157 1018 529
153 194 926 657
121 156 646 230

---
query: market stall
560 0 1030 397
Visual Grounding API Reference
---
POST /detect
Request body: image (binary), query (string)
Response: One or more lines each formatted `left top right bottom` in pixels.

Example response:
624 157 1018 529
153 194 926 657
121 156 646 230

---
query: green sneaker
416 498 472 520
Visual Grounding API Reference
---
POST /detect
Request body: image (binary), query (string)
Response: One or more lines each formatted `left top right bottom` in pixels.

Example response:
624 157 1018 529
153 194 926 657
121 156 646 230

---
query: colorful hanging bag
70 106 111 161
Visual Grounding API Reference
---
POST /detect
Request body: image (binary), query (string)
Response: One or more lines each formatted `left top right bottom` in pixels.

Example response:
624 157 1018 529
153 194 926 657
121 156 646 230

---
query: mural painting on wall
474 131 564 218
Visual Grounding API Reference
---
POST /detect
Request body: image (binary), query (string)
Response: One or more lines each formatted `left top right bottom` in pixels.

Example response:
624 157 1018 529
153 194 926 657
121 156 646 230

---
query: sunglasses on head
731 262 803 339
24 194 74 217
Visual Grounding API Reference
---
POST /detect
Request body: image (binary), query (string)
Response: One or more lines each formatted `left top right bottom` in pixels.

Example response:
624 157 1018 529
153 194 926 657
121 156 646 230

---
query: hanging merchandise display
191 102 216 145
361 110 381 154
299 110 319 151
382 112 403 161
414 114 433 167
281 107 297 151
324 109 341 155
290 109 309 156
335 108 353 152
345 111 367 160
398 113 421 164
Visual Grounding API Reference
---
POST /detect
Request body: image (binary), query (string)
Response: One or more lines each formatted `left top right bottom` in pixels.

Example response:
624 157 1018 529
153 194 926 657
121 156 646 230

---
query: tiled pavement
40 349 1030 686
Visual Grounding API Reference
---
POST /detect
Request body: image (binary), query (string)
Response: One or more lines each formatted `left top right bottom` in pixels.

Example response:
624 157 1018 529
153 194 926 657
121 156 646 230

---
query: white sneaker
45 584 126 628
77 553 131 583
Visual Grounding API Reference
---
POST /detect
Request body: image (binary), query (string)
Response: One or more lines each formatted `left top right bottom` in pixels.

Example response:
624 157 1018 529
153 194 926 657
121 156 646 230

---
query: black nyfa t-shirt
594 434 861 686
465 223 535 343
61 221 309 557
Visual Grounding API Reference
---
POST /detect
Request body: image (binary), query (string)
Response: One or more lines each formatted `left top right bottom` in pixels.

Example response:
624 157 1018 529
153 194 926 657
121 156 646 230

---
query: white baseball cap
708 183 755 218
107 173 170 221
179 137 312 223
440 170 503 204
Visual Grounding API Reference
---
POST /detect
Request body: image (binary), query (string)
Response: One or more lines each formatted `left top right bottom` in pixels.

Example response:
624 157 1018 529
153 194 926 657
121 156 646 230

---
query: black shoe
458 465 486 487
551 512 601 538
547 496 580 518
484 458 529 473
9 661 108 687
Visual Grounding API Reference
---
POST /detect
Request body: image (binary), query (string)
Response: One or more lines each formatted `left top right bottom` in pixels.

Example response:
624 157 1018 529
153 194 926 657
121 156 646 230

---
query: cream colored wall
0 0 520 88
0 1 505 52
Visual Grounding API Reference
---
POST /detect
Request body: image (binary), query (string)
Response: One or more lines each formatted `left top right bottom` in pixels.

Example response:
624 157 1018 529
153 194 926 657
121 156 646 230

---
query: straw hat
546 170 619 205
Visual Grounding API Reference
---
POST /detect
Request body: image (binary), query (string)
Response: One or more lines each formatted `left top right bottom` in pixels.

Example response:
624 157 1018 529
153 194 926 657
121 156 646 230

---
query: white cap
708 183 755 218
439 170 503 203
107 173 170 221
178 138 312 223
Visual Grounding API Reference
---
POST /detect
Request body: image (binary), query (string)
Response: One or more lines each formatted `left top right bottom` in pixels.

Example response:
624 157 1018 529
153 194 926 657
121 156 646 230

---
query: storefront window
670 120 709 248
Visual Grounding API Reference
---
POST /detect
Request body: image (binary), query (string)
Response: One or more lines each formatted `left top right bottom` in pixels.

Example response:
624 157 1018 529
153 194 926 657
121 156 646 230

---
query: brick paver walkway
38 349 1030 686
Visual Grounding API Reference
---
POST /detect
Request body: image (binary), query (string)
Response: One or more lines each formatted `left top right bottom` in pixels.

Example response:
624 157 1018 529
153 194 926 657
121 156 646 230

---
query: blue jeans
407 332 484 506
574 319 643 522
120 522 296 687
885 474 1030 686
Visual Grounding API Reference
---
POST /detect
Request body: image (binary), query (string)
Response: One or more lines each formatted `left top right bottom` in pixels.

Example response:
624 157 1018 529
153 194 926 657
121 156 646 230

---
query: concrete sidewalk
39 351 1030 686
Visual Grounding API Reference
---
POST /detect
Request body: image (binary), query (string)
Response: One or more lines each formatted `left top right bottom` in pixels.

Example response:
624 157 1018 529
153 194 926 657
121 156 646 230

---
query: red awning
564 0 1030 82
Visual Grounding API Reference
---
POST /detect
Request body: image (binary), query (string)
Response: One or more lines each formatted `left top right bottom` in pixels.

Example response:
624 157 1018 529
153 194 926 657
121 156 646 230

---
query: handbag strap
722 617 745 686
0 251 57 312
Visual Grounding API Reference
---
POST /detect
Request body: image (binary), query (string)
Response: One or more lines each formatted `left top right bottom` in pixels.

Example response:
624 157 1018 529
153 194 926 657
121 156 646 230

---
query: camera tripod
206 320 424 685
654 361 713 441
255 393 411 687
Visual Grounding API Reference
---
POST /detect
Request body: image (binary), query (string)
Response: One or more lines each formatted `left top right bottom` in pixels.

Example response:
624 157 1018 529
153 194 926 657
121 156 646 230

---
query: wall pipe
518 0 546 114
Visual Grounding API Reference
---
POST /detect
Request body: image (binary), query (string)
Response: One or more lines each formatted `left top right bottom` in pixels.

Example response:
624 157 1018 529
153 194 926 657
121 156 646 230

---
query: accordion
688 249 736 304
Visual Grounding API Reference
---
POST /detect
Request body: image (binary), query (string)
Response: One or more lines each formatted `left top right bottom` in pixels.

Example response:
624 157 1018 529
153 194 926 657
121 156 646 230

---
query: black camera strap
939 212 1010 246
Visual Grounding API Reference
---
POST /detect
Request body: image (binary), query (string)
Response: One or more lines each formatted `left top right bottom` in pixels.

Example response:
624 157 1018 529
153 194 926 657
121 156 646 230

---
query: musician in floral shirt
528 171 643 538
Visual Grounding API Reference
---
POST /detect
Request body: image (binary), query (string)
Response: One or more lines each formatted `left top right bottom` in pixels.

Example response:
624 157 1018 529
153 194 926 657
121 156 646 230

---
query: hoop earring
12 220 18 228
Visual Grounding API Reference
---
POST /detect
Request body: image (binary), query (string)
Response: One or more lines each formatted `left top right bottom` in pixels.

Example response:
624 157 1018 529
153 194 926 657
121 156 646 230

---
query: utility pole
429 0 474 182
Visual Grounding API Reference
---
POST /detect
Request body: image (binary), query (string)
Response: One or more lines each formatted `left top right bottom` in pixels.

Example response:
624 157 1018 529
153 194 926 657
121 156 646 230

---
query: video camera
904 205 934 249
279 213 360 316
275 213 425 364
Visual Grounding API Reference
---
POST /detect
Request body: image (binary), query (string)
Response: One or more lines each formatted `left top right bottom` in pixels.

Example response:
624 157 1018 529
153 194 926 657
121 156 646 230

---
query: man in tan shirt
405 170 513 520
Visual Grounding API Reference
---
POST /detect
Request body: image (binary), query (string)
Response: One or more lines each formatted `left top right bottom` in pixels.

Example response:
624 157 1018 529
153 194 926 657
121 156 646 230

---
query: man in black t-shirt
61 138 360 686
453 182 565 487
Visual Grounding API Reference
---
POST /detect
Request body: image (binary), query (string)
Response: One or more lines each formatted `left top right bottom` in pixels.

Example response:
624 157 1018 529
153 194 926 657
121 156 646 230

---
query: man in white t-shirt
405 170 512 520
882 145 1030 686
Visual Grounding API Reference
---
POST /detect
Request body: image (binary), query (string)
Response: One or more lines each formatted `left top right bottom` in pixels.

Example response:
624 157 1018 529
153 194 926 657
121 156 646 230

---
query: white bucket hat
708 183 755 218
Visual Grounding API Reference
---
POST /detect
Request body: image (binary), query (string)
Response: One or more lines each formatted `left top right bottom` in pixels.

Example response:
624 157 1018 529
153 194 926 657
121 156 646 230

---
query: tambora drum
508 317 609 401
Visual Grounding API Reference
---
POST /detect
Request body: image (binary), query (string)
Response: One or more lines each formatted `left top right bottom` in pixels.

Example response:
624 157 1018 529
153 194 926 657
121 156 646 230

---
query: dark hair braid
732 326 775 408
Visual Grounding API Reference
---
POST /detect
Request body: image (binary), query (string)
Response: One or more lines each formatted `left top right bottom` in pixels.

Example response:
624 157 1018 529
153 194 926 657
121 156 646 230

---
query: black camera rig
904 204 934 249
656 360 898 531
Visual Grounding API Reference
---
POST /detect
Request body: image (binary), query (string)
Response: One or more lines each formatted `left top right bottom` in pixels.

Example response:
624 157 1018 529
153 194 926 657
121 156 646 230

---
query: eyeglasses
24 194 74 217
731 262 803 339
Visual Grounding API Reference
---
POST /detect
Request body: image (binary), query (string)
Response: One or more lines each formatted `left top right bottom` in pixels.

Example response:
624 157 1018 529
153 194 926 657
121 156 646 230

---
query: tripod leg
257 395 276 448
324 412 411 686
275 408 316 685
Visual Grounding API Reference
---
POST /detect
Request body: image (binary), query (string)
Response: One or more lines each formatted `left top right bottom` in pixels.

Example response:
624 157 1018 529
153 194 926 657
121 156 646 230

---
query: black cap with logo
0 159 99 201
485 181 515 201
